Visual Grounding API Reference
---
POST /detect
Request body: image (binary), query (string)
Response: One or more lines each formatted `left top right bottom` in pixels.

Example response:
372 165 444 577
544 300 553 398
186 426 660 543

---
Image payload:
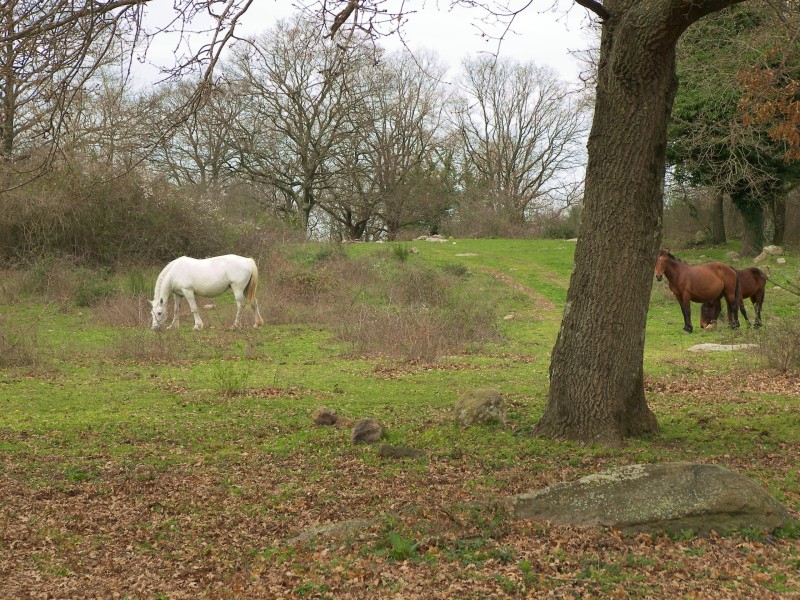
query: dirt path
480 267 556 311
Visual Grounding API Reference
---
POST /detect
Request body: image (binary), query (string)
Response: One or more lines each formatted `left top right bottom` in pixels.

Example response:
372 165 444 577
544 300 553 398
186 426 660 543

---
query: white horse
150 255 264 330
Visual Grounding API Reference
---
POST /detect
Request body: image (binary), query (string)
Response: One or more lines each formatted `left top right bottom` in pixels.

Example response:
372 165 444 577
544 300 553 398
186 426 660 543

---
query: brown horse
700 267 767 329
654 250 742 333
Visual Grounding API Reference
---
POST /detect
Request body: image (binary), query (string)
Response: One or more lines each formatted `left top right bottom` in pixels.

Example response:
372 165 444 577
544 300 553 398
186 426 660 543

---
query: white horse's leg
232 288 244 328
183 290 204 330
251 298 264 328
168 294 181 329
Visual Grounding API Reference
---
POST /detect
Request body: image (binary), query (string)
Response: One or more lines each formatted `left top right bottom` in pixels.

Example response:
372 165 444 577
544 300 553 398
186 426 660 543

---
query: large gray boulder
505 462 790 534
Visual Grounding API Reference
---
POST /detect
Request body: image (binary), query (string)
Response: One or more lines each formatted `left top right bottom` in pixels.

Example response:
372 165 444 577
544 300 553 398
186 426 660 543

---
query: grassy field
1 239 799 598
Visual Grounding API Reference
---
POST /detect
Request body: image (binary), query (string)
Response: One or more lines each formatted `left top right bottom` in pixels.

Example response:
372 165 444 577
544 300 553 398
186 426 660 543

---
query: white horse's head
150 298 167 330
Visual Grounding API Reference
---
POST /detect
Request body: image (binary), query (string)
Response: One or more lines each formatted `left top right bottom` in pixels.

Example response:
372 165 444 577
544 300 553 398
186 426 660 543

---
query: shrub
0 318 41 368
541 223 576 239
0 161 239 267
758 318 800 372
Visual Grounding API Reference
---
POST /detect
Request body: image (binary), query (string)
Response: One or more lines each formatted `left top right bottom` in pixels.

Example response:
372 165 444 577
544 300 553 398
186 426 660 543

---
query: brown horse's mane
660 250 684 263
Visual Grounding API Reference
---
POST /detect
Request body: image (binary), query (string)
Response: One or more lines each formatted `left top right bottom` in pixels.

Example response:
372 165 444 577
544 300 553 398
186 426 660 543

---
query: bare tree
1 0 123 163
365 51 449 239
150 80 242 193
0 0 259 186
60 69 161 170
454 56 587 224
226 17 372 235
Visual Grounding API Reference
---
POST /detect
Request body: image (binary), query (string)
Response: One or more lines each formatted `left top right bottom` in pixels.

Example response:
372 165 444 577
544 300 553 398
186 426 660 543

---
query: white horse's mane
153 257 182 301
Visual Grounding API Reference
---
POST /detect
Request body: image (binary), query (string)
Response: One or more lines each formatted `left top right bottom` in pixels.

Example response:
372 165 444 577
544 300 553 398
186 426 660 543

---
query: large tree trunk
732 193 764 255
534 1 696 446
709 189 726 244
771 195 786 246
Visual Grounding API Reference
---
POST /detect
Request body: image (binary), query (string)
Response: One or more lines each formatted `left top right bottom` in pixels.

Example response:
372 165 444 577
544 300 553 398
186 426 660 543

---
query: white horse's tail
244 259 259 307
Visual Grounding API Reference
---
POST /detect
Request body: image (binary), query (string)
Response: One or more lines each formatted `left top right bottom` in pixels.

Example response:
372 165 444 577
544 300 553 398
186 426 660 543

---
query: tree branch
574 0 609 21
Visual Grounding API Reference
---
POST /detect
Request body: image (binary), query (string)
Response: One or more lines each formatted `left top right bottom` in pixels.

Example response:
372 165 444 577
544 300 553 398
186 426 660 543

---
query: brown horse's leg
752 291 764 327
738 299 750 326
680 297 693 333
700 299 722 329
725 282 740 330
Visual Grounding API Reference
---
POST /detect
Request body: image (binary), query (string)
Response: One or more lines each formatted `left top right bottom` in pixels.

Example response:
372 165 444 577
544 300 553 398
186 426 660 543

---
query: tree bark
1 3 16 159
732 193 764 255
709 189 726 244
533 0 740 446
772 195 786 245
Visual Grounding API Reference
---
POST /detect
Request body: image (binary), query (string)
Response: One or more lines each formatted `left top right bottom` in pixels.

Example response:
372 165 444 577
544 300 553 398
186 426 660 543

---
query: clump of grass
212 357 253 396
391 243 412 262
125 269 152 295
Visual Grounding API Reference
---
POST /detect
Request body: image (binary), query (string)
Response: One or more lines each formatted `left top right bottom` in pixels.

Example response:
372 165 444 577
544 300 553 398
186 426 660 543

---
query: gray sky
140 0 596 86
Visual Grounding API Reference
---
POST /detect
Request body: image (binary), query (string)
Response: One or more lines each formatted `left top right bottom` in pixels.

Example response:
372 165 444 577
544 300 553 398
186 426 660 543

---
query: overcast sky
139 0 597 86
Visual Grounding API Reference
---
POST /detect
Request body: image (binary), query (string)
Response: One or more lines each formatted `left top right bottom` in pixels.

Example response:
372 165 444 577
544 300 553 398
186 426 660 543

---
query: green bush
0 161 236 267
72 268 118 307
541 223 577 239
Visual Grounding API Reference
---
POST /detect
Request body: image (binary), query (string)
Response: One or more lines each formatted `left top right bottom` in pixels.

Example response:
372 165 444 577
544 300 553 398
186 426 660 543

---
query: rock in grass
378 444 424 460
505 462 790 535
454 388 506 428
351 418 385 444
312 407 338 425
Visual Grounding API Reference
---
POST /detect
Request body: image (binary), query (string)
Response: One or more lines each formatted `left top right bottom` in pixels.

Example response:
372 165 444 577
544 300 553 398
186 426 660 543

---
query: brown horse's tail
244 260 259 307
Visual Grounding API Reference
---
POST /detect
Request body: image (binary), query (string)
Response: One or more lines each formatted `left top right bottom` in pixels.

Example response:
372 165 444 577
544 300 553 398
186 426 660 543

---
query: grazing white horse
150 255 264 330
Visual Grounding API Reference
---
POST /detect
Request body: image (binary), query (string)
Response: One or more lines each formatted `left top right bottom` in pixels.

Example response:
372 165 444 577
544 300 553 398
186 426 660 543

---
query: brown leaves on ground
646 368 800 401
1 367 799 597
1 441 798 598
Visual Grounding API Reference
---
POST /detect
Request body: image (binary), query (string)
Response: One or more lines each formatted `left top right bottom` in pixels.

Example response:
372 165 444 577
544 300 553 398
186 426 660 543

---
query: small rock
725 251 741 260
503 314 515 320
777 257 786 265
378 445 424 460
351 418 385 444
312 407 338 426
454 388 507 428
763 245 783 255
753 251 768 264
687 343 758 353
409 247 419 254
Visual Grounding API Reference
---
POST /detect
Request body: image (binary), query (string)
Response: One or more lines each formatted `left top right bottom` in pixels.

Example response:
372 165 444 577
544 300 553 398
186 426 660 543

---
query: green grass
0 239 798 596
